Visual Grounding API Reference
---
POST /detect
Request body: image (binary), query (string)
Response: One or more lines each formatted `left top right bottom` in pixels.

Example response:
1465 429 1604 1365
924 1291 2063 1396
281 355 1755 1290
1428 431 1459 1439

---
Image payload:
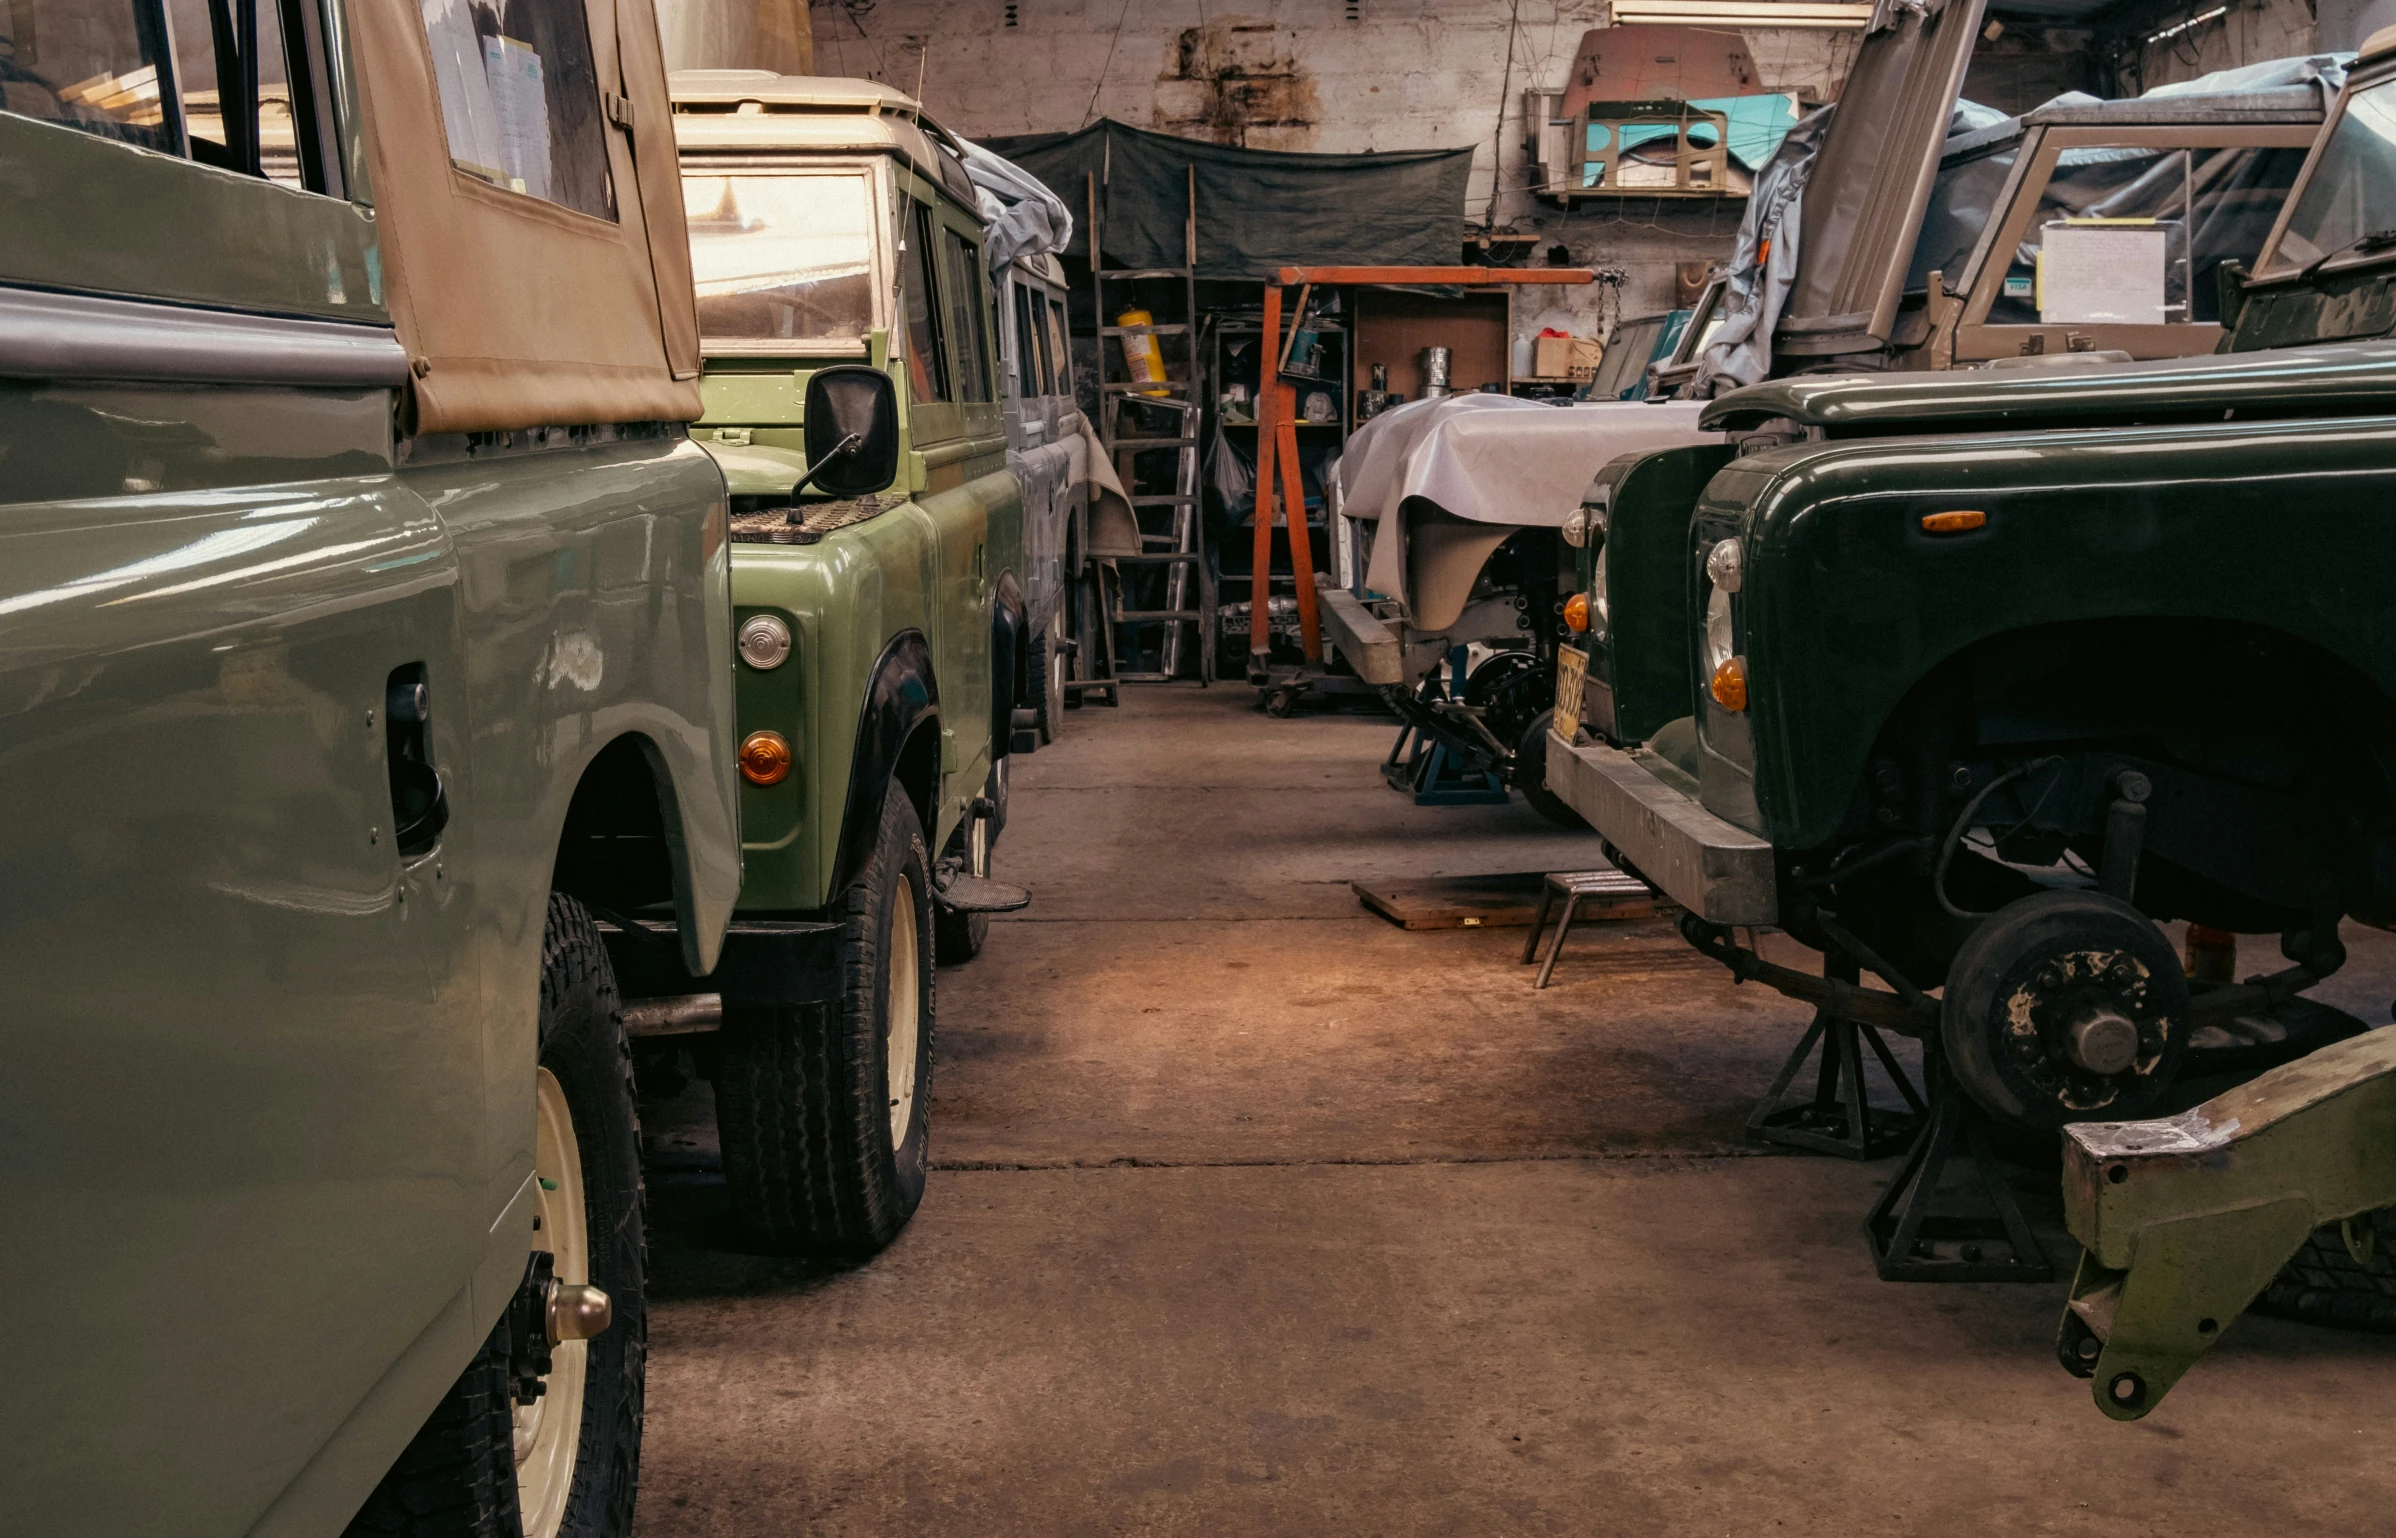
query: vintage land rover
1546 12 2396 1327
612 71 1047 1259
2 2 737 1536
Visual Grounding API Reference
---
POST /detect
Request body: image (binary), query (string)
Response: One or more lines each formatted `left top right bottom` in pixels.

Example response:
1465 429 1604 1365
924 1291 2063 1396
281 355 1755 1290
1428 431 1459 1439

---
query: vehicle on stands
2 3 737 1535
1328 8 2335 820
636 71 1084 1258
1539 26 2396 1412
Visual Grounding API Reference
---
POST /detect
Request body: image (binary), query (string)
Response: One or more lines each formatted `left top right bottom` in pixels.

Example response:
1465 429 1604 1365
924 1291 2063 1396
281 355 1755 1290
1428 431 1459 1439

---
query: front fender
831 630 940 897
1724 414 2396 849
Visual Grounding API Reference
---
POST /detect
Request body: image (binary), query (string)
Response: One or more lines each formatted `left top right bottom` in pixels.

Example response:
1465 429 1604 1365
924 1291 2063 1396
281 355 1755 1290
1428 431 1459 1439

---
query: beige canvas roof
668 71 976 203
352 0 700 433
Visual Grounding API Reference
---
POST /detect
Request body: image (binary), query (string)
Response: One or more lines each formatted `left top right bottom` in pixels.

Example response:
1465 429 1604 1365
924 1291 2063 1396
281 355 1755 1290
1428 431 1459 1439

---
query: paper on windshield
2040 222 2167 324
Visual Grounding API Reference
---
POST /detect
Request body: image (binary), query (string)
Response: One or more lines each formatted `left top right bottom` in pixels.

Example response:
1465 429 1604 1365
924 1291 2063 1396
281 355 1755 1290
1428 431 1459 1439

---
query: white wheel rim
887 875 922 1147
516 1067 588 1538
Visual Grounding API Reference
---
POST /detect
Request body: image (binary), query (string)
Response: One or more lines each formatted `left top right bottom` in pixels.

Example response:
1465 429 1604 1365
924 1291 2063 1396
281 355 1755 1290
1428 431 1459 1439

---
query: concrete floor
636 686 2396 1537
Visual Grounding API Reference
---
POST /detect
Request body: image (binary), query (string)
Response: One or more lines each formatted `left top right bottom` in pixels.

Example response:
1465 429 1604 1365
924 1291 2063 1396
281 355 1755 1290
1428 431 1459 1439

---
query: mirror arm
787 433 864 502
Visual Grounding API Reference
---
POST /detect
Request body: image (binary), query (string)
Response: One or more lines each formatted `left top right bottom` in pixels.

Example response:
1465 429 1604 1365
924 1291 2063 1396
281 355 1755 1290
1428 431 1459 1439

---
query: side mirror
796 365 901 500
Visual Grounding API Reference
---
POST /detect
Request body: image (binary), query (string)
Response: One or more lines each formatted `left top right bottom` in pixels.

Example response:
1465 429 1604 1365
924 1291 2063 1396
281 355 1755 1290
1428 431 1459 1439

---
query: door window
415 0 615 219
937 223 993 403
2 0 179 151
900 201 951 404
2260 78 2396 278
1011 283 1039 396
683 170 875 344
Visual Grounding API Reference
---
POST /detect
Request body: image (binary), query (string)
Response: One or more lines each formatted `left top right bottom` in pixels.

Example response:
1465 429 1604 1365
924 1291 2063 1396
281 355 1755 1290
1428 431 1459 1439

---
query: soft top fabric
353 0 700 433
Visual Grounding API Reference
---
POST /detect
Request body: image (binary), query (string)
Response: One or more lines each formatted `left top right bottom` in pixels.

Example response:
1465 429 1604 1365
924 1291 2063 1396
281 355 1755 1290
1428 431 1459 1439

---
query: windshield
1987 144 2306 324
683 170 878 344
2260 78 2396 277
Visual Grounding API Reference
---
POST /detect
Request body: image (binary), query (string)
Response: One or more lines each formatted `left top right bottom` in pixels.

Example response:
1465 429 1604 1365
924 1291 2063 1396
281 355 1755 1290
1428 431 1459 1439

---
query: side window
1045 294 1073 397
1011 282 1036 396
2 0 337 191
937 223 993 403
415 0 615 219
1029 291 1059 396
901 201 951 404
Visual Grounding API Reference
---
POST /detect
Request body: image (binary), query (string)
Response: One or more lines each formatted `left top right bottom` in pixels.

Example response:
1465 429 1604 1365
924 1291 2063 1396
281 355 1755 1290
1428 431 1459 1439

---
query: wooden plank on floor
1352 872 1654 930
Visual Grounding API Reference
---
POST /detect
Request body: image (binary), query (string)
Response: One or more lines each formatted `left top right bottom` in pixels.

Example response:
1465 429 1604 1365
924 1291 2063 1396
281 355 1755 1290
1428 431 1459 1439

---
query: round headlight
738 614 792 670
1704 535 1743 594
1703 582 1735 677
1589 545 1611 641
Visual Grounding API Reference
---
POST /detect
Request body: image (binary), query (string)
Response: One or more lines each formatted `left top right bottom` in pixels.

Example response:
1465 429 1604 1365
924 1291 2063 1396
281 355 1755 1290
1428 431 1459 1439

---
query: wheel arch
551 729 725 975
830 629 941 898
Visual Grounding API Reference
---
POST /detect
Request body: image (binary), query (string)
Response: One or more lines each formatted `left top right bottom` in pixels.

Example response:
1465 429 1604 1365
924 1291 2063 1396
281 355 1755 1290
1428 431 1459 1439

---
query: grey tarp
979 119 1477 277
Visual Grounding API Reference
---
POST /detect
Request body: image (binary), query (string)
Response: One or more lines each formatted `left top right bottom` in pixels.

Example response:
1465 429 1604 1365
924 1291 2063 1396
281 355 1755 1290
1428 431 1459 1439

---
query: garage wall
654 0 814 73
809 2 1862 341
2121 0 2318 91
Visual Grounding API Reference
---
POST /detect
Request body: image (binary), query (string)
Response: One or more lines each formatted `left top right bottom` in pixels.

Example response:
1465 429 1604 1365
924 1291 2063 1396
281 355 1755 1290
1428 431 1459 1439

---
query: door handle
386 664 450 857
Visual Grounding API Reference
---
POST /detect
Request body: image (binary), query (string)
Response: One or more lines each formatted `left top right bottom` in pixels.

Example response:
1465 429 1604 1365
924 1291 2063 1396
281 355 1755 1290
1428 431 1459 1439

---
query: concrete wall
655 0 812 73
805 0 2326 344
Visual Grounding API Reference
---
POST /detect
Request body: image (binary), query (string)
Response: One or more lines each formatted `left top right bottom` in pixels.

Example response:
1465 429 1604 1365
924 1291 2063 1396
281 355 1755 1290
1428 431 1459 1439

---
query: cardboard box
1533 334 1604 381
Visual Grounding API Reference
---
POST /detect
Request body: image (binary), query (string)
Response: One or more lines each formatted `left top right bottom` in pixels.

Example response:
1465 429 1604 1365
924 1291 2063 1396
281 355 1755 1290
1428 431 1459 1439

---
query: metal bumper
600 916 842 1016
1543 731 1777 924
2057 1027 2396 1420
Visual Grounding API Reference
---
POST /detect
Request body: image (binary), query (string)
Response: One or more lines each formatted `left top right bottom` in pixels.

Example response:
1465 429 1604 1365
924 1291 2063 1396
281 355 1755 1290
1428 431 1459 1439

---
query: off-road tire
1514 709 1586 828
716 786 935 1254
347 895 644 1538
2255 1206 2396 1331
344 1316 523 1538
533 894 647 1537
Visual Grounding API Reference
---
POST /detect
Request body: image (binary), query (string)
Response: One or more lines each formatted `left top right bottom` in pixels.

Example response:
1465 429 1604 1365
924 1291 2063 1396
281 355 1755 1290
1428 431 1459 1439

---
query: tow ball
507 1251 614 1406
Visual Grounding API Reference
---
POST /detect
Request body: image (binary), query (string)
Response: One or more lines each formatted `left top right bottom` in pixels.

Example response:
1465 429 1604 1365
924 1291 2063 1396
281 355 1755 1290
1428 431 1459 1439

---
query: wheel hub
1999 948 2171 1114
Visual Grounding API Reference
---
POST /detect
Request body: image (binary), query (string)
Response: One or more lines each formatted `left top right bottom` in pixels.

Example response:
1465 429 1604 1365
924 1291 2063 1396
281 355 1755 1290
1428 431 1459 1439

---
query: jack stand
1748 971 1925 1160
1378 648 1509 805
1865 1051 2053 1283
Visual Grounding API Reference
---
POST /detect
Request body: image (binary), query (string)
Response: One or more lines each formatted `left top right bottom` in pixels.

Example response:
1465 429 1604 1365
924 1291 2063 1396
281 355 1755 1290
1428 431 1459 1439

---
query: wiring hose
1934 755 2066 920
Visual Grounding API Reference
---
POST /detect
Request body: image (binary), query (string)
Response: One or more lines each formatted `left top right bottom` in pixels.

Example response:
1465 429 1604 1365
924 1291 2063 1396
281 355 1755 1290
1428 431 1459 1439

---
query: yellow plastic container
1116 309 1169 396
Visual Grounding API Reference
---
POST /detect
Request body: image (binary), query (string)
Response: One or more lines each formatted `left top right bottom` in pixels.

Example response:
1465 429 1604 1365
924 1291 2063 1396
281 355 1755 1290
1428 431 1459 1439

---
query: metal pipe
621 993 723 1037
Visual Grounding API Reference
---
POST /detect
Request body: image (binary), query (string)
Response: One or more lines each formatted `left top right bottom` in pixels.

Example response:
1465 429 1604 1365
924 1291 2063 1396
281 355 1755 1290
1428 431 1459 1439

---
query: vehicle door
0 6 477 1531
1775 0 1988 358
900 192 998 824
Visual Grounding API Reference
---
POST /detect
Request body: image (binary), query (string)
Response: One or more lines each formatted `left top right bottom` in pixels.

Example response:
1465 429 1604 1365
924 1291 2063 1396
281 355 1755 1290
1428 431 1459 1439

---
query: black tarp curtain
980 119 1477 278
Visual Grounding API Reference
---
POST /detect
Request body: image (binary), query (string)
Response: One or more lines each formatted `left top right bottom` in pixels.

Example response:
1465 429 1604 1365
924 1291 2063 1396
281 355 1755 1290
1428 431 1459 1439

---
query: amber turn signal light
739 730 792 786
1710 657 1748 712
1563 592 1590 632
1921 510 1987 534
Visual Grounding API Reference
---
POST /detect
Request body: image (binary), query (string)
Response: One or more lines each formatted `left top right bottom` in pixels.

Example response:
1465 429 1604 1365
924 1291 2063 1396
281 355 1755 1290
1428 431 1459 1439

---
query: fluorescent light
1610 0 1875 25
2145 5 2228 43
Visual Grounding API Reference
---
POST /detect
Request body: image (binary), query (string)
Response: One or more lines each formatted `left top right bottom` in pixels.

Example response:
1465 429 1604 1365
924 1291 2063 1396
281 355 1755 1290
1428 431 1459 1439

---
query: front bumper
601 917 841 1012
1544 731 1777 924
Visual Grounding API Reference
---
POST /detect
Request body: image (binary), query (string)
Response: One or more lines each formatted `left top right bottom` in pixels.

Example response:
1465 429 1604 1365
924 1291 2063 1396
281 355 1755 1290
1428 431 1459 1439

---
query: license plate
1553 644 1588 745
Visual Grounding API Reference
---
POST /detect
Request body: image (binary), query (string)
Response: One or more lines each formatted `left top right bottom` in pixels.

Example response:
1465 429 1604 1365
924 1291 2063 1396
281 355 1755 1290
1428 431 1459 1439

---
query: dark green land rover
2 1 737 1534
1549 32 2396 1137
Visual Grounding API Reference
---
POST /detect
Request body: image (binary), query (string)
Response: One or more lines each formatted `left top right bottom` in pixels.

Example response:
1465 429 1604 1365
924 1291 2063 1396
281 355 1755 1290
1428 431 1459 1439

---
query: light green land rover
599 72 1040 1258
1 2 738 1534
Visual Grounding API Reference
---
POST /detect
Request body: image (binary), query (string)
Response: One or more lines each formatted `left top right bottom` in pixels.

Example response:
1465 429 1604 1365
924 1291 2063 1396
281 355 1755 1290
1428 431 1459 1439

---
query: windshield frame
2250 65 2396 283
1950 121 2317 361
679 151 891 358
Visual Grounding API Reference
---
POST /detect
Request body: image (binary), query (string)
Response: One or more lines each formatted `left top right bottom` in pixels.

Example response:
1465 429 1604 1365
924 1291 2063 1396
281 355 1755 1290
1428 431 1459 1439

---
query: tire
345 1316 523 1538
349 895 644 1538
715 785 935 1254
2255 1207 2396 1331
1513 709 1586 828
1941 889 2191 1130
1034 607 1067 744
936 764 1005 965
